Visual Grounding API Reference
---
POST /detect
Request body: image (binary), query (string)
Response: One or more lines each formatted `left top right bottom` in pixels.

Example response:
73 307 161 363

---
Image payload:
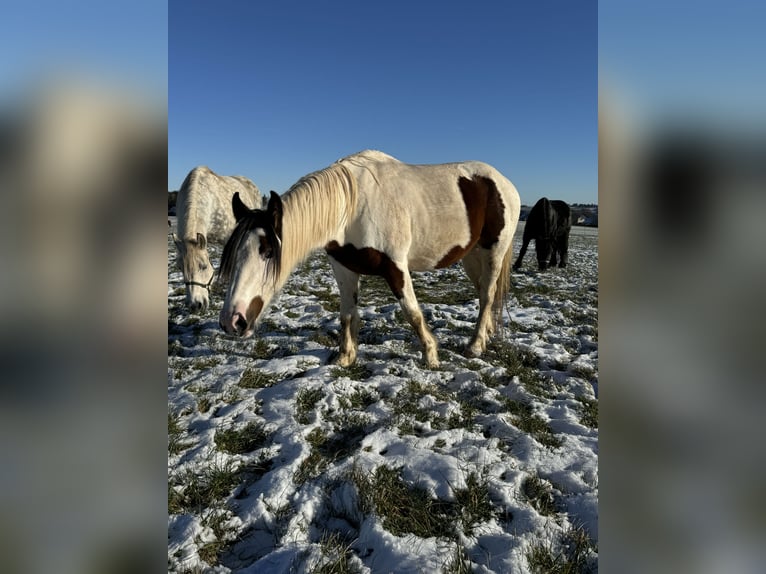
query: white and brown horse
173 166 264 312
218 150 520 367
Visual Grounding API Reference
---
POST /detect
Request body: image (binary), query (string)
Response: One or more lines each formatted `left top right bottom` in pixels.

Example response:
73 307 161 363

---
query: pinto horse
218 150 520 368
173 166 264 312
512 197 572 271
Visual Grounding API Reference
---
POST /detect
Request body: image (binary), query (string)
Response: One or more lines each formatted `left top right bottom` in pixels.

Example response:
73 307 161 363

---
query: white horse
218 150 520 367
173 166 264 312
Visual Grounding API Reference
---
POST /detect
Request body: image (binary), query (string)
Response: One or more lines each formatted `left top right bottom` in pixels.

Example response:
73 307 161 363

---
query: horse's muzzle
219 309 251 337
233 312 248 335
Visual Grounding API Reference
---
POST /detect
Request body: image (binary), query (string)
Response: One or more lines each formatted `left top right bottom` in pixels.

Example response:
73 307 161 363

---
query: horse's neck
177 189 211 240
278 185 351 283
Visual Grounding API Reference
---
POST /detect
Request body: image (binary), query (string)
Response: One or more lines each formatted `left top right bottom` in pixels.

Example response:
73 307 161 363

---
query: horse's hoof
464 347 480 359
335 353 356 367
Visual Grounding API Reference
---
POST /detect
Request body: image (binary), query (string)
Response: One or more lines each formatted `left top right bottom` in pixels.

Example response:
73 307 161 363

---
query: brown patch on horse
246 296 264 324
326 241 405 298
436 175 506 268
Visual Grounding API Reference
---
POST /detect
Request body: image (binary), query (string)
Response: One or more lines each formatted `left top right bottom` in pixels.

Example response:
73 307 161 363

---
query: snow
168 222 598 572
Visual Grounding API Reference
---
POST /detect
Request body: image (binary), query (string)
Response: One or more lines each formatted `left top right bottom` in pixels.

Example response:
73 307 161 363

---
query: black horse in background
513 197 572 271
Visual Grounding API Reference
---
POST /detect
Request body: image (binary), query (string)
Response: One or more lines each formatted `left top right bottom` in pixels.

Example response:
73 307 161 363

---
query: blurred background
1 1 764 573
0 2 167 573
600 1 766 572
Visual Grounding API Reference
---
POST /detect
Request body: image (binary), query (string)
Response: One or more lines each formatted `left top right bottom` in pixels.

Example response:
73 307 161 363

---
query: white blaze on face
220 229 276 336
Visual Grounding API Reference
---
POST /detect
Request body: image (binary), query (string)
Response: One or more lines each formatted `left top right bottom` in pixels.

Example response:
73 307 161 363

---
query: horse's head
173 232 214 312
218 191 283 337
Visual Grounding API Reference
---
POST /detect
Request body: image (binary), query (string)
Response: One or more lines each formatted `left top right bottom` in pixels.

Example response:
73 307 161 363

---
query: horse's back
339 152 520 269
177 166 262 242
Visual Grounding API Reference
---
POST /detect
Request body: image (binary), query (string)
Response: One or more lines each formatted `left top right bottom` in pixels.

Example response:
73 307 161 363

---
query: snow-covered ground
168 222 598 573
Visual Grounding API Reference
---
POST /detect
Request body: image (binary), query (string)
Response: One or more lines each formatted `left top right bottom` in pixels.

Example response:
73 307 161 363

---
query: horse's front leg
388 269 439 369
512 239 530 271
557 233 569 268
329 261 360 366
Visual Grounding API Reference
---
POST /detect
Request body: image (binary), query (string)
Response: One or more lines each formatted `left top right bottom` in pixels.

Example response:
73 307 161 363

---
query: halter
184 273 214 291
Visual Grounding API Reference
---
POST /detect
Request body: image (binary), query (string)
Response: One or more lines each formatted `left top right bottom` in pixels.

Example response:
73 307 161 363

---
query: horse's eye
261 247 273 259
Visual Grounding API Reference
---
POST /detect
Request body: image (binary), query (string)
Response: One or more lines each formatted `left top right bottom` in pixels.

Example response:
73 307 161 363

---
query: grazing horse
218 150 520 368
173 166 264 312
512 197 572 271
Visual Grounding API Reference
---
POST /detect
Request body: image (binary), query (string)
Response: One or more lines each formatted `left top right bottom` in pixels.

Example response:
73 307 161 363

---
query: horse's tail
491 240 514 330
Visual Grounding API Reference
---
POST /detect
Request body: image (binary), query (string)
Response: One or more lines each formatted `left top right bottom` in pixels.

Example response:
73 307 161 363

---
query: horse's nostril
234 315 248 333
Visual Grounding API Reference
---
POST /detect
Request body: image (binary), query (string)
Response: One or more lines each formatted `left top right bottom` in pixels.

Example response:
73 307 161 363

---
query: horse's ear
232 192 250 221
267 191 283 238
197 232 207 249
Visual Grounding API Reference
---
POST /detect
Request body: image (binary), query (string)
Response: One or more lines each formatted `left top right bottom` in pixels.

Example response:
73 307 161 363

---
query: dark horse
512 197 572 271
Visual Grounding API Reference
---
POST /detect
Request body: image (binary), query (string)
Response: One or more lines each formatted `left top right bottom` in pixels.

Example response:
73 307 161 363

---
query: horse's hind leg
466 247 505 358
549 241 558 268
388 269 439 368
329 260 361 366
462 250 482 291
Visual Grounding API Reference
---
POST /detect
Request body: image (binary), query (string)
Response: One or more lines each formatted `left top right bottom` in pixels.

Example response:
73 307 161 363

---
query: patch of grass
526 524 596 574
516 282 559 303
310 331 336 348
294 449 330 485
169 458 241 513
320 413 370 459
295 387 325 424
330 363 372 381
569 362 596 380
222 387 241 404
484 342 552 399
313 532 361 574
296 415 371 484
313 288 340 312
501 397 562 448
197 507 236 567
238 367 279 389
214 421 270 454
190 355 221 370
521 475 557 517
352 465 457 539
453 472 495 535
168 411 194 455
168 340 185 358
520 415 562 449
338 388 378 410
251 338 273 359
576 396 598 429
479 370 505 388
443 541 472 574
197 396 212 414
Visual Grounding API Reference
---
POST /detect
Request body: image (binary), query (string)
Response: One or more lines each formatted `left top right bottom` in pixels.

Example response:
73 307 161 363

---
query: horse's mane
219 160 358 290
177 166 211 240
280 161 358 280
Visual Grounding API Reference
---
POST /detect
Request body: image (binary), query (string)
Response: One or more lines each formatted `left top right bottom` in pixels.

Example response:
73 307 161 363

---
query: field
168 222 598 573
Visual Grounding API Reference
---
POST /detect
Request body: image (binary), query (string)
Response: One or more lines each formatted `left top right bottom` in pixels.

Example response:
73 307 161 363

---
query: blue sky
0 1 166 97
170 1 597 204
599 1 766 124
